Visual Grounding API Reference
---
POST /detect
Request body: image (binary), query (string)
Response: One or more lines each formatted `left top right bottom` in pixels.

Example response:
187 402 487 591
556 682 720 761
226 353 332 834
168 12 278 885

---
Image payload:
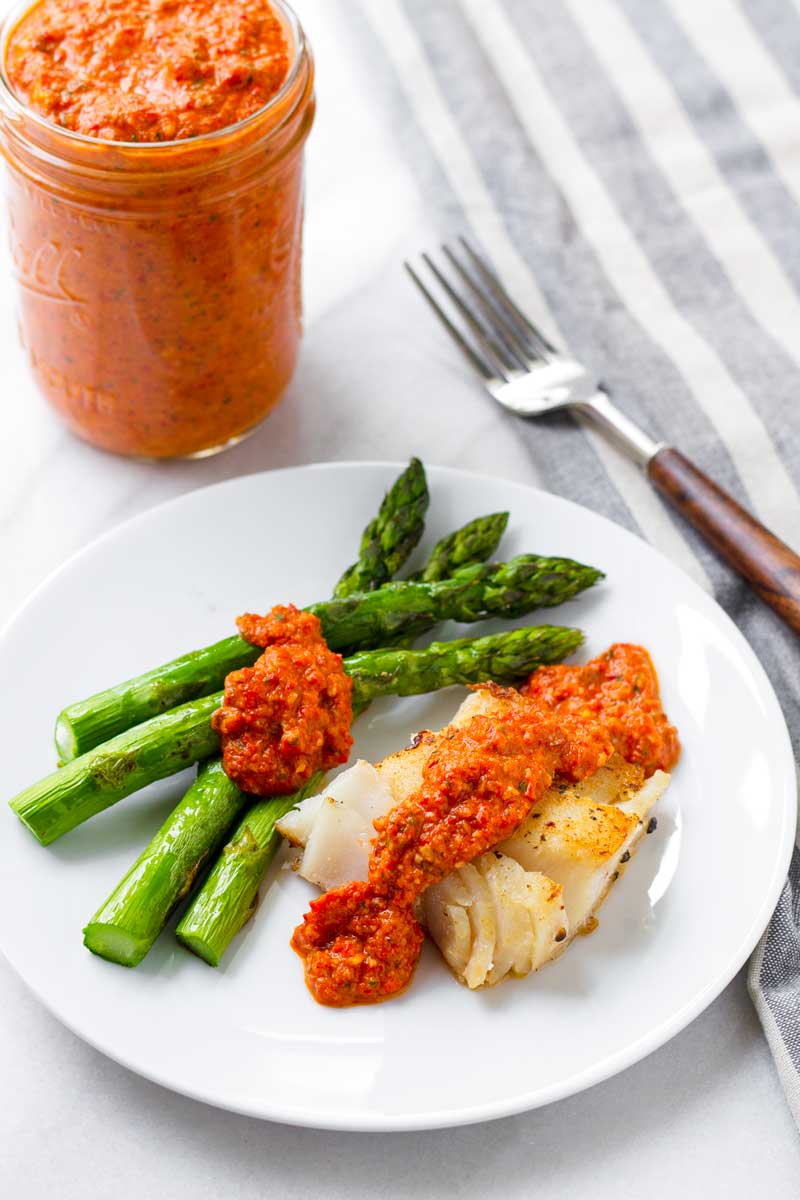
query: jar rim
0 0 308 152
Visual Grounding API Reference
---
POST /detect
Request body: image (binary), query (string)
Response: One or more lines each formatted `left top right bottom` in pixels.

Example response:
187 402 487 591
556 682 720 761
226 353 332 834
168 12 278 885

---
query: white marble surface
1 1 799 1193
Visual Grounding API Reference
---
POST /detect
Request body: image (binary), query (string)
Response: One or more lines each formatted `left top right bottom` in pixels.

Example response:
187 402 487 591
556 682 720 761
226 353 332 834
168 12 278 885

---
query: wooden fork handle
647 446 800 634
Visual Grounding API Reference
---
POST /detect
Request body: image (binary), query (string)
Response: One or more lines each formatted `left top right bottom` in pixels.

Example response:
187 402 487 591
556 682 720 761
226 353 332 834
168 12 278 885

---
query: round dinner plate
0 462 794 1131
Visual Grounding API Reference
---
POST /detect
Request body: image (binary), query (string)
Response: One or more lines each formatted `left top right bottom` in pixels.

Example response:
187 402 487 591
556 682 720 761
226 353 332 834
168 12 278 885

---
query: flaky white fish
422 753 668 988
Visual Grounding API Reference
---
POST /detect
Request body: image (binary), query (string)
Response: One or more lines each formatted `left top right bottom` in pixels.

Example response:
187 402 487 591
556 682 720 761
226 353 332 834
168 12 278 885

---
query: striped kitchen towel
345 0 800 1122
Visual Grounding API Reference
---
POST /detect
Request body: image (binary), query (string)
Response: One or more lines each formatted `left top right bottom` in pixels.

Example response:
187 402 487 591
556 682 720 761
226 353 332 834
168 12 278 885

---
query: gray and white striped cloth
346 0 800 1124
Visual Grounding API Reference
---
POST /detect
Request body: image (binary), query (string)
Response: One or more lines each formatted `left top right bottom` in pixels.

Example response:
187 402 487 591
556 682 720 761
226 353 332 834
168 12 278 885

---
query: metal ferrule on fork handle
578 389 664 467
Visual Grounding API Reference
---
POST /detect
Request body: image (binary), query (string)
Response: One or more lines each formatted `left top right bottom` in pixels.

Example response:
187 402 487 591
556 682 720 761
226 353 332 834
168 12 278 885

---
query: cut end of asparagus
175 931 222 968
54 714 79 763
83 923 149 968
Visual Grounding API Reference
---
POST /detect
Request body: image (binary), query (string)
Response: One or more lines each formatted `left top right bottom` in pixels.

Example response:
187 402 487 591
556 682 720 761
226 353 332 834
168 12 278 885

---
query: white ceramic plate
0 463 794 1131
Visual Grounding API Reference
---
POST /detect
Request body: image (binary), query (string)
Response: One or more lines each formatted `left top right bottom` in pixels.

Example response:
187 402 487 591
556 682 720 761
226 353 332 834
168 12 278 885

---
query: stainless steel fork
406 238 800 634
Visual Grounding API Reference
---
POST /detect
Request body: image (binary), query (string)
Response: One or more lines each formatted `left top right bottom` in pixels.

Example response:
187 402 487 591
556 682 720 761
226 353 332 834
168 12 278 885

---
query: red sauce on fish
292 686 614 1006
524 643 680 776
212 605 352 797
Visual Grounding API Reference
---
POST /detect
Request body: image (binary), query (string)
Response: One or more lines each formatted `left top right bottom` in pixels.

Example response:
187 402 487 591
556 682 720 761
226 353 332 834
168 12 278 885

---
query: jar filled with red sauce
0 0 315 457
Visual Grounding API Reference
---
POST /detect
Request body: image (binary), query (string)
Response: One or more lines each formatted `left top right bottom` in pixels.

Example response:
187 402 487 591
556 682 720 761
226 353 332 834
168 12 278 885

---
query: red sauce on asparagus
212 605 353 797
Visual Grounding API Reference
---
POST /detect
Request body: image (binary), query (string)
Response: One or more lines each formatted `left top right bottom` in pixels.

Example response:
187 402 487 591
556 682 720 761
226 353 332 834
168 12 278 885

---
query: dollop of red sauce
212 605 353 797
291 686 614 1006
237 605 321 649
5 0 290 142
297 882 425 1008
523 643 680 776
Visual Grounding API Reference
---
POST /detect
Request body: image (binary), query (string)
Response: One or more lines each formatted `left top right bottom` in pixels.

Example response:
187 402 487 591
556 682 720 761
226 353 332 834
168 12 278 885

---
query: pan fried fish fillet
422 755 669 988
496 759 667 932
276 689 670 988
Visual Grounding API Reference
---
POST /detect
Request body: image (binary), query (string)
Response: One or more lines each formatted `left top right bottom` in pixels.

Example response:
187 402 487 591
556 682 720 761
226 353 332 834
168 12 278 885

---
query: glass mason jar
0 0 314 458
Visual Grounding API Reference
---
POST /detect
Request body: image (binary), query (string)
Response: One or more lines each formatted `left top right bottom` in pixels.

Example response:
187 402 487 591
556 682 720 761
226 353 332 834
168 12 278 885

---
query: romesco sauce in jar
0 0 314 457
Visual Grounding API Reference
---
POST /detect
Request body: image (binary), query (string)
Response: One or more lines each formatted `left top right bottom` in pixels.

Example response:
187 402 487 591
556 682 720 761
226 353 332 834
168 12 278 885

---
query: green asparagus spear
333 458 429 597
344 626 583 700
15 694 222 848
82 759 245 967
173 784 323 968
315 557 600 656
84 512 512 967
55 555 602 760
412 512 509 582
176 625 585 968
83 765 325 968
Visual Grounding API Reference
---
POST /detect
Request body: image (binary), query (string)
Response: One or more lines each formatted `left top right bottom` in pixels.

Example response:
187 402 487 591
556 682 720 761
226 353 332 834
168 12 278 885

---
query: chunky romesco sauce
293 644 679 1007
2 0 312 457
524 643 680 776
212 606 353 797
6 0 290 142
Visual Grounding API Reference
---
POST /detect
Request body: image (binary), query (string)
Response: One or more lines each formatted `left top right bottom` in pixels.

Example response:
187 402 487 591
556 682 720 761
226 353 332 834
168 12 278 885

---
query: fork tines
404 237 555 382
